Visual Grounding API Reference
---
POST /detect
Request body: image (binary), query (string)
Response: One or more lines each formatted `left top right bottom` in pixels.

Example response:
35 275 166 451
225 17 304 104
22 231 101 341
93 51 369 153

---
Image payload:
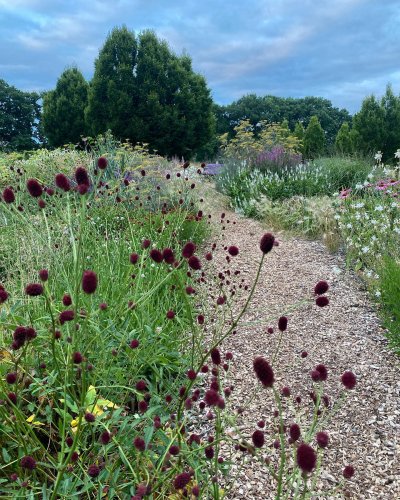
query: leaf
84 385 97 407
2 447 10 463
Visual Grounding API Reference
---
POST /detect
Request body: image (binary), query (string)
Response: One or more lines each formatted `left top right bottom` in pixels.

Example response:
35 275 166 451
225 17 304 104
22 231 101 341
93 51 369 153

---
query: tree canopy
0 79 40 151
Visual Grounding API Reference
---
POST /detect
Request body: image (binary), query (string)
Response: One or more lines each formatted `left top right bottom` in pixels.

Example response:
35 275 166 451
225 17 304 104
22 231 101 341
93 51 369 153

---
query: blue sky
0 0 399 114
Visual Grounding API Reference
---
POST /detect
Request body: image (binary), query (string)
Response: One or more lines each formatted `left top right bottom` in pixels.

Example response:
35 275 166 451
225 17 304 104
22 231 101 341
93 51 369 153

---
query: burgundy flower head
188 255 202 270
253 356 274 387
75 166 90 186
82 270 98 294
0 288 9 304
166 310 175 319
133 437 146 451
63 294 72 306
341 371 356 389
289 423 301 442
297 443 317 473
142 239 151 249
228 245 239 256
343 465 355 479
211 348 221 365
21 455 37 471
162 248 175 264
316 431 329 448
252 430 265 448
204 389 220 406
6 372 17 384
25 283 43 296
174 472 191 490
39 269 49 282
150 249 163 263
316 296 329 307
315 363 328 381
278 316 288 331
182 242 196 258
97 156 108 169
2 187 15 203
260 233 275 254
55 173 70 191
130 253 139 264
72 351 83 364
136 380 147 391
314 280 329 295
87 464 100 478
26 179 43 198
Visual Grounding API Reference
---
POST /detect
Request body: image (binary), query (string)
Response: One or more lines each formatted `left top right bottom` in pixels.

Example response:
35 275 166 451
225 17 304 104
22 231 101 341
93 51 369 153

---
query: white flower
374 151 383 161
355 202 364 208
334 214 341 220
391 202 398 208
346 223 352 229
361 246 369 253
355 183 364 190
375 205 384 211
366 270 372 277
375 290 381 297
394 149 400 159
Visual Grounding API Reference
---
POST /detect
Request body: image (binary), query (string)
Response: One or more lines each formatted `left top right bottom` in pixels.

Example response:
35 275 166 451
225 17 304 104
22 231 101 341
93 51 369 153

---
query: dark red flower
82 270 97 294
296 443 317 473
197 314 205 324
8 392 17 405
25 327 36 340
25 283 43 296
281 386 291 397
169 445 180 455
21 455 36 470
289 423 301 442
0 288 9 303
301 351 308 358
278 316 288 331
72 351 83 364
314 280 329 295
55 173 70 191
38 269 48 282
174 472 191 490
188 255 202 270
316 431 329 448
252 430 265 448
62 294 72 306
253 356 274 387
311 370 321 382
98 430 110 444
182 242 196 258
343 465 355 479
130 339 139 349
192 485 200 497
341 371 356 389
204 389 220 406
182 161 190 169
133 437 146 451
6 372 17 384
187 369 196 380
150 249 163 263
162 248 175 264
228 245 239 256
138 400 148 413
316 296 329 307
185 286 195 295
211 348 221 365
205 252 213 261
315 364 328 381
260 233 275 254
97 157 108 169
216 296 225 305
85 412 95 422
78 184 88 195
75 166 90 186
142 239 151 249
166 310 175 319
205 446 214 459
2 187 15 203
88 464 100 477
130 253 139 264
26 179 43 197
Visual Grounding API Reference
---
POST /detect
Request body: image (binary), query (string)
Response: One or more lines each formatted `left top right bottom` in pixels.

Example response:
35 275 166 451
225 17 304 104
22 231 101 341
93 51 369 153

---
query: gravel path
199 183 400 499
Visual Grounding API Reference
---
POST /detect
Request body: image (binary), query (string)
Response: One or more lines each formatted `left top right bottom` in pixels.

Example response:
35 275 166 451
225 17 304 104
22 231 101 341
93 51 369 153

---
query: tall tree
303 115 325 158
335 122 353 154
352 95 385 155
42 67 88 147
0 79 40 151
380 84 400 160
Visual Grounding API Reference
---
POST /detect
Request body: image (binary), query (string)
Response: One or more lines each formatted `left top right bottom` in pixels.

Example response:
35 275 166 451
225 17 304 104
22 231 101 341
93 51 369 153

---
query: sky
0 0 399 114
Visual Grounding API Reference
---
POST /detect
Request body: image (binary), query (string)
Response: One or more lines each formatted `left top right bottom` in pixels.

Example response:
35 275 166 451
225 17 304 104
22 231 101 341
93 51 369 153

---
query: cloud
0 0 399 113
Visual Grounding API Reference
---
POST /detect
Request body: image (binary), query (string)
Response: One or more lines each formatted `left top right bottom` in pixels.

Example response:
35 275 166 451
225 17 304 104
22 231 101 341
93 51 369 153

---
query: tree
352 95 385 155
86 27 214 157
380 84 400 160
335 122 353 154
42 67 88 147
0 79 40 151
303 115 325 158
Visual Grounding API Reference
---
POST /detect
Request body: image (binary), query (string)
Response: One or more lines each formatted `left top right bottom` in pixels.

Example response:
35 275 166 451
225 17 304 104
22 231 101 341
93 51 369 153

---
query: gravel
196 183 400 499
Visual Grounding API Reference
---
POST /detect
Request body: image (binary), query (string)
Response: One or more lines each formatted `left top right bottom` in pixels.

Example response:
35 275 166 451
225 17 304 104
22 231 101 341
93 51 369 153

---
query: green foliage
215 94 350 146
353 94 385 155
380 84 400 160
378 257 400 353
335 122 353 154
0 79 40 151
303 116 325 158
86 27 214 158
42 67 89 147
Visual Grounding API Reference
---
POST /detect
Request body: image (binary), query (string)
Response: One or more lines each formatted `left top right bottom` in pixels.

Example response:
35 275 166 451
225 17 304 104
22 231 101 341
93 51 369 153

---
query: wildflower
138 400 148 413
289 423 301 442
316 296 329 307
133 437 146 451
187 369 196 380
182 242 196 258
21 456 37 471
55 173 70 191
142 239 151 249
26 327 36 340
82 270 97 294
25 283 43 296
374 151 382 162
296 443 317 473
99 302 107 310
149 249 163 263
197 314 205 324
2 187 15 203
6 372 17 384
97 157 108 169
341 371 356 389
75 166 90 186
316 431 329 448
87 464 100 478
252 430 265 448
26 179 43 197
188 256 202 270
136 380 147 391
315 364 328 381
314 280 329 295
186 286 195 295
260 233 275 254
205 447 214 459
216 296 225 305
72 352 83 363
281 386 291 397
253 357 274 387
211 348 221 365
130 253 139 264
343 465 355 479
85 412 95 422
78 184 88 195
130 339 139 348
278 316 288 331
228 245 239 256
0 288 9 303
205 389 220 406
62 294 72 306
162 248 175 264
8 392 17 405
169 445 180 455
174 472 191 490
39 269 49 282
301 351 308 358
192 485 200 497
166 310 175 319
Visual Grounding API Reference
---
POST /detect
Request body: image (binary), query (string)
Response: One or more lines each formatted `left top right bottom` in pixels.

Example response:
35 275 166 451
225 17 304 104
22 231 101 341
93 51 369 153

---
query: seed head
182 242 196 258
228 245 239 256
87 464 100 478
341 371 356 389
289 423 301 442
2 187 15 203
174 472 191 490
188 255 202 270
314 280 329 295
133 437 146 451
82 270 97 294
75 166 90 186
252 430 265 448
278 316 288 331
26 178 43 197
316 431 329 448
260 233 275 254
296 443 317 473
316 296 329 307
343 465 355 479
25 283 43 296
149 249 163 263
97 157 108 169
130 253 139 264
211 348 221 365
55 173 71 191
253 356 274 387
21 456 36 471
39 269 49 281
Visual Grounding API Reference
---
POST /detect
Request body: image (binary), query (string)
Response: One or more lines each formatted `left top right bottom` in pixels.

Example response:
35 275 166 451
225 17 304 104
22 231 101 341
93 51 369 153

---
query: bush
378 256 400 353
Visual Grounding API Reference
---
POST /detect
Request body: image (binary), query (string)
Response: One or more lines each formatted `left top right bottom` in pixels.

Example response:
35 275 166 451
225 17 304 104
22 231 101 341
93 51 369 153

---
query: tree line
1 25 400 160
